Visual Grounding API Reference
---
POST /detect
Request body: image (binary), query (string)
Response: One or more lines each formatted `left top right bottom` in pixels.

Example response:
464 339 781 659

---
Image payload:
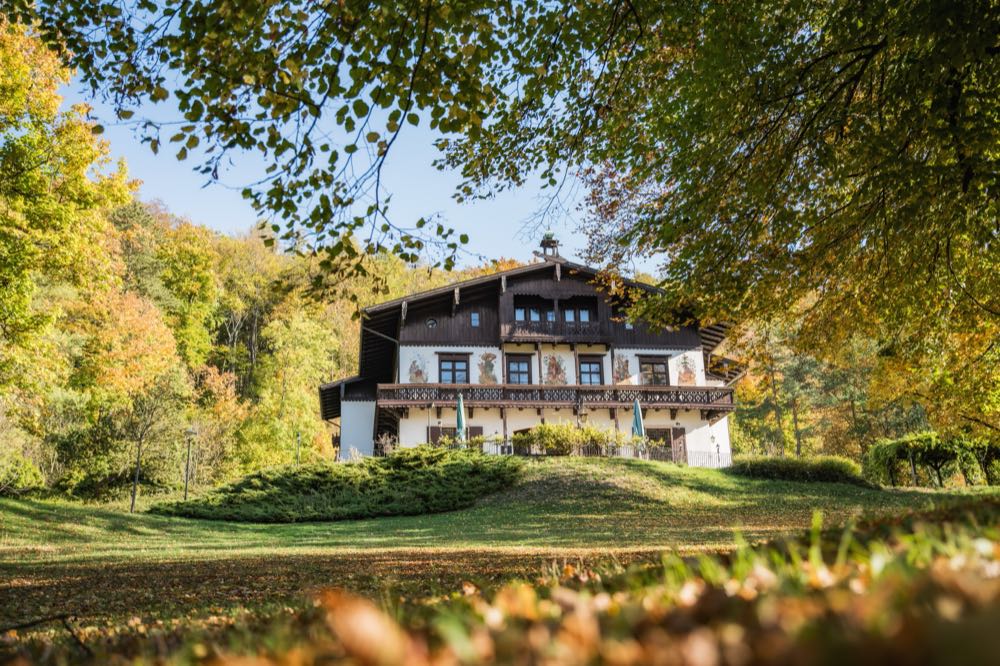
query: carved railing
376 383 735 409
501 320 603 340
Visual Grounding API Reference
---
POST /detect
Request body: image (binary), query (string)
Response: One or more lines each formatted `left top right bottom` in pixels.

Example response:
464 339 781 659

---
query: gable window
506 355 532 384
529 307 541 322
471 311 480 327
439 355 470 383
578 357 603 385
515 307 526 321
639 358 669 385
546 309 555 322
564 309 576 323
578 308 591 323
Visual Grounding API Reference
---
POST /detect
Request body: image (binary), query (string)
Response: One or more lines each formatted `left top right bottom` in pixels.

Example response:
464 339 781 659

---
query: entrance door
670 428 687 464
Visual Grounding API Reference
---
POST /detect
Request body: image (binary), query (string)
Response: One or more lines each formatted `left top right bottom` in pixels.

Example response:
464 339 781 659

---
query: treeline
0 22 506 498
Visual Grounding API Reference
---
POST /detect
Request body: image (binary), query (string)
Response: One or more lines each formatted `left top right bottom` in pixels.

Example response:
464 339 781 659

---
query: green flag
456 392 467 442
631 398 645 438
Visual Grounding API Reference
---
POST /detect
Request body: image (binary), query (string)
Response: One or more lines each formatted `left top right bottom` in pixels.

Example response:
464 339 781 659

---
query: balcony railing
501 320 603 341
376 383 735 410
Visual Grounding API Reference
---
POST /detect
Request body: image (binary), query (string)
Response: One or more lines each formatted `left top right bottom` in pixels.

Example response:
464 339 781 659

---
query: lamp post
184 426 196 501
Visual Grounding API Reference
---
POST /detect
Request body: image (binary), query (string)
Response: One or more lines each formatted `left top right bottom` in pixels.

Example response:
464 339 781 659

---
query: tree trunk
767 362 786 456
130 440 143 514
791 399 803 457
934 465 944 488
909 450 919 486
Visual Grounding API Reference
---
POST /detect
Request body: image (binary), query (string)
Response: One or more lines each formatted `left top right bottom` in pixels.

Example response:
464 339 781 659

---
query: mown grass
2 457 996 642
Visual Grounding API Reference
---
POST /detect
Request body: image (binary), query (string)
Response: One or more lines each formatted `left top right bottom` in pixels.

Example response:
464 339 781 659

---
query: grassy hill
2 457 995 636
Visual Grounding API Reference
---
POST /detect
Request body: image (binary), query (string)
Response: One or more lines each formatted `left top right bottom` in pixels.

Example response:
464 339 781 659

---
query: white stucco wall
339 400 376 459
399 345 503 384
612 347 706 386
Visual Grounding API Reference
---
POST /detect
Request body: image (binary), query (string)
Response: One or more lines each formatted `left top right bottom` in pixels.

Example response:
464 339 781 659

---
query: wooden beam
572 343 580 385
670 408 678 421
501 275 506 293
536 342 543 386
555 263 561 281
502 407 508 443
452 287 460 316
400 300 407 324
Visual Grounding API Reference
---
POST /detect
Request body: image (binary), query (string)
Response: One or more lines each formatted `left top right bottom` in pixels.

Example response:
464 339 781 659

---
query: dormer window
471 311 480 327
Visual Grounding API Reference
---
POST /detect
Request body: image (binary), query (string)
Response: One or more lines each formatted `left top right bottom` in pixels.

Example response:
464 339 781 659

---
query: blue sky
66 83 651 272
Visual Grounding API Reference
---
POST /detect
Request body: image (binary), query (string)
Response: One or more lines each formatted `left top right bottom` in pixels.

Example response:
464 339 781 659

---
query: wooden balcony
500 320 605 342
376 383 735 412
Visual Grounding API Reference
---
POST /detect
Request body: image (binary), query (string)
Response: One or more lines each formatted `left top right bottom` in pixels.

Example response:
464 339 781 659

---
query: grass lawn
2 457 994 634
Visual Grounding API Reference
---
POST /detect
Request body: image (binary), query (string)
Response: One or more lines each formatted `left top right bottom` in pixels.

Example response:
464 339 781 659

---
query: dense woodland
0 18 991 499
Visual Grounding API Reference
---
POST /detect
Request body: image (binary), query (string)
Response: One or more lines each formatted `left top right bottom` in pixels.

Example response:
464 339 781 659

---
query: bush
864 432 998 487
151 446 523 523
727 455 870 487
510 423 630 455
0 452 44 496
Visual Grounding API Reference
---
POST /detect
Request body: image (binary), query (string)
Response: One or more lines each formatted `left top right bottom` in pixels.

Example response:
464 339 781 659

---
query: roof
361 257 732 354
362 257 659 315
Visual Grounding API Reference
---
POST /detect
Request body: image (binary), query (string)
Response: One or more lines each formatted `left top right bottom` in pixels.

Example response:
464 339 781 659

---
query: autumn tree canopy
8 1 999 431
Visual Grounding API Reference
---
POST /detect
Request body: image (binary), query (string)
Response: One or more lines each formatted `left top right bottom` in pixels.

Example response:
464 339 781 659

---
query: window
515 307 526 321
546 309 555 322
425 317 438 328
529 307 541 322
639 358 669 385
624 321 634 330
507 356 532 384
439 356 469 383
427 425 483 443
578 358 603 385
564 309 575 323
579 308 591 323
471 311 480 327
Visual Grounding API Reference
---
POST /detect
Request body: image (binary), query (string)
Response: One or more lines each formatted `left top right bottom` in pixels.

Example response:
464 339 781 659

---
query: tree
0 19 130 387
156 221 219 368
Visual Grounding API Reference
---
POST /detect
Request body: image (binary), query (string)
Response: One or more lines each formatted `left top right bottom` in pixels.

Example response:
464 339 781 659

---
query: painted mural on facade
408 355 428 383
544 354 567 384
478 352 498 384
677 355 697 386
613 356 631 384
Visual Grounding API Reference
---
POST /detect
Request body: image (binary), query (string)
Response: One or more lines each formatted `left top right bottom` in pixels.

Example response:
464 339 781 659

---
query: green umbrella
456 392 467 442
631 398 645 439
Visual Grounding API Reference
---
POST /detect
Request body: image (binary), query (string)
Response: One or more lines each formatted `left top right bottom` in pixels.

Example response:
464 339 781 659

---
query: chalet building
319 239 742 467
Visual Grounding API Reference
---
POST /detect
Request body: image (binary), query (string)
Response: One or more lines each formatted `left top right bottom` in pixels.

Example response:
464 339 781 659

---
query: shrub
0 452 44 496
863 432 998 487
510 423 625 455
727 455 870 487
151 446 523 523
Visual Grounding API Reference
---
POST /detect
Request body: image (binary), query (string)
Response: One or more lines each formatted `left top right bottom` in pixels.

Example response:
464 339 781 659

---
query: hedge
863 432 999 487
510 423 654 456
726 455 870 487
